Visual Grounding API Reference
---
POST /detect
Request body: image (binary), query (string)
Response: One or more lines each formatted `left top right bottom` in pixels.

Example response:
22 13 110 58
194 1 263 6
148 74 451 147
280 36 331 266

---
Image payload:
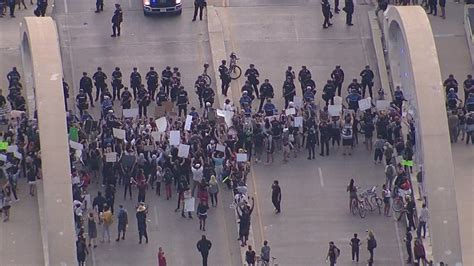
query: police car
143 0 182 16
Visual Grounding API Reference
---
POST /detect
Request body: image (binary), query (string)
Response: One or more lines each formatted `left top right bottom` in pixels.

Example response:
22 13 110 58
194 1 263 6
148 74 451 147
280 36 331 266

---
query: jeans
417 221 427 238
102 224 111 241
351 248 359 262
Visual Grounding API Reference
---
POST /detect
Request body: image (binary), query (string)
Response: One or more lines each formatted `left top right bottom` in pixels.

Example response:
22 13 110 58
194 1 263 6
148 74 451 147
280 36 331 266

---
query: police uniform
331 67 345 96
283 80 296 109
121 89 132 109
259 82 274 111
161 67 172 95
195 77 206 108
80 74 94 107
93 69 107 102
111 5 123 37
130 70 142 100
76 92 88 117
219 64 231 96
360 68 375 98
146 69 159 100
176 89 189 117
202 86 215 107
111 68 123 100
156 88 168 106
137 87 149 118
245 67 260 98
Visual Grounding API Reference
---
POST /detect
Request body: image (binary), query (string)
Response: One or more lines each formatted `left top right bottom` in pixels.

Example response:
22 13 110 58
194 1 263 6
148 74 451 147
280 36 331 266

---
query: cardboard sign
143 145 155 152
170 130 180 146
333 96 343 105
236 153 247 162
105 152 117 163
376 100 390 111
285 108 296 116
163 102 174 113
328 105 342 117
184 115 193 131
113 128 126 139
154 106 166 117
358 97 372 111
184 197 195 212
123 108 139 118
178 144 190 158
216 144 225 152
294 116 303 127
69 140 84 150
7 145 18 153
156 117 168 132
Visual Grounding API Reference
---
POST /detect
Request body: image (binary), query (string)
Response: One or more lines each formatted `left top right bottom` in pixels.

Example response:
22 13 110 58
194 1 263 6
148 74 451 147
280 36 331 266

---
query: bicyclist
244 64 260 98
347 178 358 213
219 60 231 97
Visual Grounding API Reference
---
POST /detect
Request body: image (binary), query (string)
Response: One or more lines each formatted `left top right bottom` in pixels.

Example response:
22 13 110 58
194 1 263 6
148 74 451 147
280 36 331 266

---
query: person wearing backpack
115 205 128 242
326 241 340 266
367 230 377 264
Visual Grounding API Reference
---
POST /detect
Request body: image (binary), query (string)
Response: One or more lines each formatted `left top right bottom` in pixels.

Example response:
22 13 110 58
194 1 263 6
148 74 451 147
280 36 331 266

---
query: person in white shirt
417 204 429 239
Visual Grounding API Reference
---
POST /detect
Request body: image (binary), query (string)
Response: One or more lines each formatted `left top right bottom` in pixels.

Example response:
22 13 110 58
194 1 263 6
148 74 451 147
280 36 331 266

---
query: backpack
334 247 341 258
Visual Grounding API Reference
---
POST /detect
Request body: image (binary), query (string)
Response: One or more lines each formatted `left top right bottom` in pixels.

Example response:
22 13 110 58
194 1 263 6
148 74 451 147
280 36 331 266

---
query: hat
194 163 201 168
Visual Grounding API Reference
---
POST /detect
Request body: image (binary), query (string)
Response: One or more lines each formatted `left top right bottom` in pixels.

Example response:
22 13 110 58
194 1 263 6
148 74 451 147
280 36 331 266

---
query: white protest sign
184 197 195 212
178 144 190 158
122 108 139 118
358 97 372 111
236 153 247 162
293 96 303 108
216 144 225 152
216 109 226 117
105 152 117 162
113 128 125 139
69 140 84 150
156 117 168 132
334 96 343 105
184 115 193 131
0 154 7 161
376 100 390 111
294 116 303 127
151 131 161 141
328 105 342 117
224 111 234 127
143 145 154 152
7 145 18 153
285 108 296 116
170 130 180 146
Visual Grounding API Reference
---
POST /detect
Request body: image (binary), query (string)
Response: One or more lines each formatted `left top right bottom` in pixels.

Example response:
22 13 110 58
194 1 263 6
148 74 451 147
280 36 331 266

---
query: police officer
322 0 332 29
322 80 336 106
146 67 159 100
195 75 206 108
156 86 168 106
259 79 274 112
219 60 231 97
63 78 70 111
95 0 103 13
161 66 172 96
137 85 150 118
121 87 132 109
319 121 330 156
331 65 345 97
347 78 361 95
130 67 142 100
111 4 123 37
93 67 107 102
298 66 311 94
192 0 205 21
283 77 296 109
245 64 260 99
343 0 354 26
394 86 405 110
76 89 88 117
80 72 94 107
285 66 296 83
111 67 123 101
202 84 215 107
6 67 20 87
443 74 458 95
176 86 189 117
428 0 437 16
360 65 375 98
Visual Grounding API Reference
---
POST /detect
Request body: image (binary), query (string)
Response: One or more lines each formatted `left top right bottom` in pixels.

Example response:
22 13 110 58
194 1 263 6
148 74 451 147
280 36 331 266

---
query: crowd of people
0 57 472 265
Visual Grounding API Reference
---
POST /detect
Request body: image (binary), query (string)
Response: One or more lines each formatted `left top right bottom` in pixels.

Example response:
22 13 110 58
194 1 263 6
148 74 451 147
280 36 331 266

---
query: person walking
111 4 123 37
136 202 149 244
439 0 446 19
260 240 271 266
321 0 332 29
87 212 98 248
417 203 429 239
208 175 219 207
367 230 377 264
271 180 281 214
343 0 354 26
116 205 128 241
192 0 205 21
76 236 89 266
196 235 212 266
245 245 256 266
158 247 167 266
7 0 15 17
197 201 209 231
325 241 340 266
404 227 413 263
100 205 113 242
95 0 103 13
350 233 361 262
382 184 391 216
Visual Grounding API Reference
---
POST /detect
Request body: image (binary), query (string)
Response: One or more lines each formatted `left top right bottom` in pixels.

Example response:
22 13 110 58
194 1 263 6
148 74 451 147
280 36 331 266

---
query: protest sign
113 128 125 139
122 108 139 118
170 130 180 146
184 115 193 131
178 144 190 158
358 98 372 111
294 116 303 127
156 117 168 132
105 152 117 163
236 153 247 162
328 105 342 117
69 140 84 150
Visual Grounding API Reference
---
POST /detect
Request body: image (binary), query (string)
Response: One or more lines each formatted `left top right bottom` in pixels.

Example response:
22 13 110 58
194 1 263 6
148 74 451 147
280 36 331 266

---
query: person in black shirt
196 235 212 266
320 121 330 156
137 85 150 118
192 0 205 21
285 66 295 83
80 72 94 107
322 79 336 106
130 67 141 100
259 79 274 111
111 4 123 37
63 78 70 111
218 60 231 96
307 127 317 159
244 64 260 98
360 65 375 98
350 233 361 262
7 67 20 87
176 86 189 117
120 87 132 109
93 67 107 102
245 245 256 266
271 180 281 214
331 65 345 96
405 195 416 231
283 77 295 109
146 67 159 100
298 66 311 94
111 67 123 101
92 191 106 214
161 66 172 95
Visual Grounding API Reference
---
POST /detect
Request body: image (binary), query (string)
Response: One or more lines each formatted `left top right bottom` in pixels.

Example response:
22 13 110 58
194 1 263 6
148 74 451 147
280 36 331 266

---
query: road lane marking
393 221 406 266
63 0 68 14
318 167 324 187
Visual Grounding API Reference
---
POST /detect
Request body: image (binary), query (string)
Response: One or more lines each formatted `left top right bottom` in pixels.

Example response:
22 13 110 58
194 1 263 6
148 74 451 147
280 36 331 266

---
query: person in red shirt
158 247 167 266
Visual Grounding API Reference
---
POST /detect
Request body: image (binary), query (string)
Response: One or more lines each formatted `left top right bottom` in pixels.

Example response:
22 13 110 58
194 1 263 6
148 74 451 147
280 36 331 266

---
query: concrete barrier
383 6 463 265
20 17 76 266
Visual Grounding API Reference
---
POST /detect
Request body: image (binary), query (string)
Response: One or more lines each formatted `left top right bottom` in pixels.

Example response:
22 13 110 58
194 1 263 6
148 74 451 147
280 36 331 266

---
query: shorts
28 181 36 185
283 144 290 153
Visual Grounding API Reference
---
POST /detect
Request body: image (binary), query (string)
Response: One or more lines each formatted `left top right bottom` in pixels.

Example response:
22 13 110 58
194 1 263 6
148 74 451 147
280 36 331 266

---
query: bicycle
362 185 383 215
229 52 242 80
351 196 366 218
202 63 212 86
256 255 278 266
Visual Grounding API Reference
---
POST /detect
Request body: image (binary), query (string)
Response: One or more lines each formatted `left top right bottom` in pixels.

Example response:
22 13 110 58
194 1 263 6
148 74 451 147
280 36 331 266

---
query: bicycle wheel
365 197 374 212
395 210 404 221
358 202 366 218
230 65 242 80
351 200 358 216
203 74 212 86
392 198 404 212
374 198 383 215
